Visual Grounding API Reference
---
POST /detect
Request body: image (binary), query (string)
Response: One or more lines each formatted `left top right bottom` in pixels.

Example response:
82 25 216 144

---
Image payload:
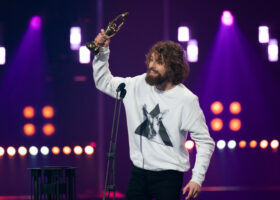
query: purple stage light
70 27 81 50
221 10 234 26
178 26 189 42
79 46 90 64
30 16 42 29
187 39 198 62
0 47 5 65
268 39 278 62
258 26 269 44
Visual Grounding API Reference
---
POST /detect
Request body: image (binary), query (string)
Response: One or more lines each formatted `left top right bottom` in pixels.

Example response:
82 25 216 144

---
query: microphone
120 89 127 99
116 83 126 92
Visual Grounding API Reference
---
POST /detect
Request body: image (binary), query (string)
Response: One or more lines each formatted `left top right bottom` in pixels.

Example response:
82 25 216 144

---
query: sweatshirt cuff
93 47 110 62
100 46 110 54
190 176 202 187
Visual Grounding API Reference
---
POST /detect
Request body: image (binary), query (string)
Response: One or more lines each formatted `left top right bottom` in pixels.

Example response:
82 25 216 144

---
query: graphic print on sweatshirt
135 104 173 147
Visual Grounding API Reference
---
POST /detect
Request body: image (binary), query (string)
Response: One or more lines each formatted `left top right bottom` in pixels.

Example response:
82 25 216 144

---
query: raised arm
92 29 131 98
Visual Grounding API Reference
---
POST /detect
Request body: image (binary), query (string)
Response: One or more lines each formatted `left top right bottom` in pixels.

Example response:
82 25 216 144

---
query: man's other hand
182 181 201 200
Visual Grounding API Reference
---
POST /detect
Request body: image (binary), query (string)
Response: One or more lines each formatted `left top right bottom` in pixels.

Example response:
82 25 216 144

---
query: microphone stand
103 87 127 200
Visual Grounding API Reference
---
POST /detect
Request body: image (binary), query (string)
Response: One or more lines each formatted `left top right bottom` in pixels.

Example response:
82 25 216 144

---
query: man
93 29 215 200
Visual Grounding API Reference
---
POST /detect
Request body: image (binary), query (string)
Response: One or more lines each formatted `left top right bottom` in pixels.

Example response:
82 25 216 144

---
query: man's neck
156 81 176 91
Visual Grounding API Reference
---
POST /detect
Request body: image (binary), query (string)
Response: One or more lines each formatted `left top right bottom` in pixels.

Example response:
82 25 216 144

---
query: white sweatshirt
92 47 215 186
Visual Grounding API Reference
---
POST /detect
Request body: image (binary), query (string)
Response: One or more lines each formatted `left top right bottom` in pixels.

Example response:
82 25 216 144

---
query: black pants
126 165 184 200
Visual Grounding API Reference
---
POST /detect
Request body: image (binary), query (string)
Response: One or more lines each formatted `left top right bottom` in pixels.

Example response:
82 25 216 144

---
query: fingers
182 184 189 195
100 29 109 39
94 29 110 47
193 191 200 198
183 183 201 200
185 187 194 200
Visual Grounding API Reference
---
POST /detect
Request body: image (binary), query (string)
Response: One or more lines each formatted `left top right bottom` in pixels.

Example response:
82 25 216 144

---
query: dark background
0 0 279 199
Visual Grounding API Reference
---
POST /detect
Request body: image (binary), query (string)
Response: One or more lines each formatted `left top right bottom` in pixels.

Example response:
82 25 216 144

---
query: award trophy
86 12 129 55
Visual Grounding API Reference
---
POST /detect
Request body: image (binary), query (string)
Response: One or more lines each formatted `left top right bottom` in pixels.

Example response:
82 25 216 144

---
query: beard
145 68 169 86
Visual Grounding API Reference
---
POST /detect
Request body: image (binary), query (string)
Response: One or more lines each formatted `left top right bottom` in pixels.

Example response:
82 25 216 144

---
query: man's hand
182 181 201 200
94 29 110 47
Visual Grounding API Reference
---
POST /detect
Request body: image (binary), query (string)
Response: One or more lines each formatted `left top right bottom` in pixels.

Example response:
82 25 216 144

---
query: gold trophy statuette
86 12 129 55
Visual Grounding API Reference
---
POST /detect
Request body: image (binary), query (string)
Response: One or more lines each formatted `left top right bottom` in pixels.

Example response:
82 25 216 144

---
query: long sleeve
92 47 131 98
181 97 215 186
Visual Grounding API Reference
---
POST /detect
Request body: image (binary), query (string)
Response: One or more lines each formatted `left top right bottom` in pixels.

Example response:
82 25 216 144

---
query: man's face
145 53 168 86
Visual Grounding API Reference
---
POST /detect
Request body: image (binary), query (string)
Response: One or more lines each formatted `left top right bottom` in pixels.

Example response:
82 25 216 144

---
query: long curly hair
145 41 190 85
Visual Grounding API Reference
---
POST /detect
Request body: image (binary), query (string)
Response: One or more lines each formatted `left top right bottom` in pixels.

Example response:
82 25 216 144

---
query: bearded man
92 29 215 200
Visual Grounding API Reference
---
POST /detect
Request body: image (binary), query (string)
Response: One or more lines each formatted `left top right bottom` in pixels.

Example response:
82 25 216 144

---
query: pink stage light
268 39 278 62
187 39 198 62
30 16 42 29
70 27 81 50
221 11 234 26
178 26 190 42
74 75 87 82
258 26 269 44
0 47 6 65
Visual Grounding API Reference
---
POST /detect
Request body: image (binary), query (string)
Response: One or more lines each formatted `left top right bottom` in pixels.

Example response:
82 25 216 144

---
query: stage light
90 142 97 147
260 140 268 149
229 102 241 114
227 140 236 149
270 140 279 150
187 40 198 62
178 26 190 42
210 118 223 131
7 146 16 157
79 46 91 64
258 26 269 44
239 140 246 148
74 75 87 82
221 10 234 26
42 105 54 118
18 146 27 156
184 140 195 150
70 27 81 50
42 123 55 136
0 147 5 156
40 146 49 156
249 140 257 149
74 146 83 155
51 146 60 155
29 146 38 156
0 47 6 65
217 140 226 150
210 101 224 115
23 123 36 136
229 118 241 132
63 146 71 155
84 145 94 155
268 39 278 62
23 106 35 119
30 16 42 29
